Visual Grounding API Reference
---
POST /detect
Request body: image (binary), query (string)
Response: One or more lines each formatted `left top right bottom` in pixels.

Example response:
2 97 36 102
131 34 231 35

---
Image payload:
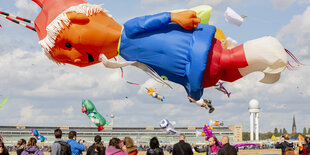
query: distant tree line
242 127 310 141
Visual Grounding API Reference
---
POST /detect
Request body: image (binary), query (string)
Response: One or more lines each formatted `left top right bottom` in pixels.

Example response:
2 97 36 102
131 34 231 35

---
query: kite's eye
65 42 72 48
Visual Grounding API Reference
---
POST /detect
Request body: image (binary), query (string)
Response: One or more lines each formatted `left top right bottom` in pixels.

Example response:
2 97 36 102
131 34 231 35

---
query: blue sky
0 0 309 134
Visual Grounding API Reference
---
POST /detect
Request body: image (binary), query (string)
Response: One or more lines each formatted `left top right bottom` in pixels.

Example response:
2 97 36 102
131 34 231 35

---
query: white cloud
19 105 50 124
109 98 135 113
268 0 296 9
62 106 74 119
187 0 223 7
15 0 40 19
277 7 310 57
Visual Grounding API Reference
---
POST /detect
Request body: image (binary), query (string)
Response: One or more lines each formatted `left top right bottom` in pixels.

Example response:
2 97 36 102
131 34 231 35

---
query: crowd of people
274 134 310 155
0 128 239 155
1 130 310 155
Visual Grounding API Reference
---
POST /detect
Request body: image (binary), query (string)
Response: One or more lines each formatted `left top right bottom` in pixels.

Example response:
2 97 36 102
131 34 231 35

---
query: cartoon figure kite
202 123 260 148
215 82 231 98
159 119 181 135
146 88 165 102
31 129 47 144
224 7 247 26
82 99 110 131
9 0 298 110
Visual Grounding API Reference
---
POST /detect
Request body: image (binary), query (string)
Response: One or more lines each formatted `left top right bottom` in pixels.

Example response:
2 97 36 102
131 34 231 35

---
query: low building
0 125 234 145
229 125 243 142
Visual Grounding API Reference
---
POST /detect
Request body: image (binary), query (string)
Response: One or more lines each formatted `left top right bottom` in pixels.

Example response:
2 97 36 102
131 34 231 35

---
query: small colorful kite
224 7 246 26
215 82 231 98
159 119 181 135
146 88 165 102
202 123 260 148
31 129 47 144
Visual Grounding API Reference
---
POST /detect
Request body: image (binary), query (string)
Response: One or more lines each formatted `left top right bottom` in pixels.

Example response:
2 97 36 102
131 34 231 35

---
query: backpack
148 148 162 155
55 141 72 155
284 142 295 155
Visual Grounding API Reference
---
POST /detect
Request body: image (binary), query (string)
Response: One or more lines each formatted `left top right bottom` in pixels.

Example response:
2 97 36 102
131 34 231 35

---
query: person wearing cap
87 135 105 155
275 134 294 155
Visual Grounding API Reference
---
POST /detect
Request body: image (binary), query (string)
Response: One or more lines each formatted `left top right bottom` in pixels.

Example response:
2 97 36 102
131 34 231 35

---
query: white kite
159 119 181 135
224 7 246 26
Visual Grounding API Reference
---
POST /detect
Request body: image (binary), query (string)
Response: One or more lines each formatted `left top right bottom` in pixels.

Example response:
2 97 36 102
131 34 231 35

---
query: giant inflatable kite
29 0 293 104
82 99 110 131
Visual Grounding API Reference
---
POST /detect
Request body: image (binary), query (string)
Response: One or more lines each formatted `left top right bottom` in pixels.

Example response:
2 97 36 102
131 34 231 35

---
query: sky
0 0 309 133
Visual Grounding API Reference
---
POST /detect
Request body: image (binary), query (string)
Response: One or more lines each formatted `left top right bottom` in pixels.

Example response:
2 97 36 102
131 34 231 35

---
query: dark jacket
275 141 294 155
146 148 164 155
17 146 25 155
172 140 193 155
87 144 105 155
194 145 220 155
217 143 237 155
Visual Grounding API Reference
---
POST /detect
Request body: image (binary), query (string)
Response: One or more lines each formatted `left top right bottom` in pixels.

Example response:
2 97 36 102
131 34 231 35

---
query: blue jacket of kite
119 12 216 100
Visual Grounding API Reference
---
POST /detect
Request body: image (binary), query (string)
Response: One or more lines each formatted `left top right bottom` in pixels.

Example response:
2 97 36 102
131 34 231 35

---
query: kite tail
227 92 231 98
285 48 304 70
232 143 260 147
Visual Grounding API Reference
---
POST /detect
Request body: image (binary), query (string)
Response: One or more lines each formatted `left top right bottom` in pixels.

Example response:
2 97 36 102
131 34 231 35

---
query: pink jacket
105 146 128 155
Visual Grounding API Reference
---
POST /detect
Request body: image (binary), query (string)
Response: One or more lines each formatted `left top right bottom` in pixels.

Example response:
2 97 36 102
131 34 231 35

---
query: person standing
275 134 294 155
105 138 128 155
87 135 105 155
217 136 237 155
16 139 26 155
51 128 71 155
299 136 310 155
122 137 138 155
172 134 193 155
21 138 43 155
193 136 220 155
146 137 164 155
67 131 85 155
0 140 9 155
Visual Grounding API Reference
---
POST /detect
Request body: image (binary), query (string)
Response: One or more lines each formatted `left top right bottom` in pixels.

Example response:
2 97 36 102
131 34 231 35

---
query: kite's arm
123 12 171 37
123 11 201 37
171 10 201 30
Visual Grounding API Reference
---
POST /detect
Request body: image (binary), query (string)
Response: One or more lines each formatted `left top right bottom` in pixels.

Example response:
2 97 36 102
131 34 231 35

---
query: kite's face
49 12 121 67
32 129 39 136
82 99 96 112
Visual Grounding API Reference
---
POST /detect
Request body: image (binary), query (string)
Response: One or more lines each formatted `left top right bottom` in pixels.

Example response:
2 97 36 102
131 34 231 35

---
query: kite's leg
203 99 214 113
188 97 214 113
